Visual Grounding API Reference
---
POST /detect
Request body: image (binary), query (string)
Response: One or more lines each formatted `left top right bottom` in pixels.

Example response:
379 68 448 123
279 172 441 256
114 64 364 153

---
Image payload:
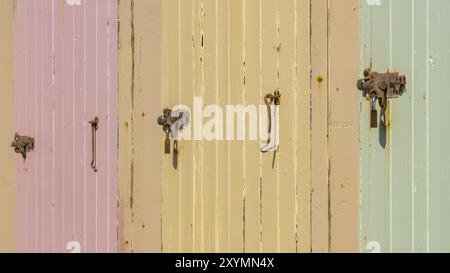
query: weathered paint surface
0 0 15 253
14 0 117 253
311 0 360 253
159 0 311 253
118 0 163 253
360 0 450 253
310 0 330 253
327 0 360 253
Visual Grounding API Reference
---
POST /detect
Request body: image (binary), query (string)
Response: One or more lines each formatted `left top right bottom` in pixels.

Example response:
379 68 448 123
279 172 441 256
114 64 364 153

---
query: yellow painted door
160 0 311 253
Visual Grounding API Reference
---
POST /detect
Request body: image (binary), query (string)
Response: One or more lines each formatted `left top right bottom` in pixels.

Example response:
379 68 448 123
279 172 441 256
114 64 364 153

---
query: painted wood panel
118 0 163 253
0 0 15 253
310 0 360 253
158 0 311 253
360 0 450 253
328 0 360 253
310 0 330 252
14 0 117 253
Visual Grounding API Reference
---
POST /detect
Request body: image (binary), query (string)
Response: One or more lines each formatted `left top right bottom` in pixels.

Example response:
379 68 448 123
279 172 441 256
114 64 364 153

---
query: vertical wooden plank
107 0 119 252
360 0 392 253
278 0 297 253
296 0 311 253
96 0 109 253
40 0 53 253
310 0 329 253
62 0 76 251
53 0 64 253
178 0 195 253
35 0 43 253
161 0 169 251
107 0 119 254
429 0 450 252
0 0 15 253
391 0 414 252
359 0 371 253
88 0 118 253
84 0 98 252
369 0 391 253
27 0 38 252
132 0 163 253
36 0 46 252
118 0 134 253
162 0 181 252
412 0 429 253
202 0 218 253
217 0 229 253
228 0 245 253
73 0 85 253
93 0 118 253
14 0 27 252
243 0 261 253
261 0 279 253
328 0 359 252
118 0 161 254
192 0 204 252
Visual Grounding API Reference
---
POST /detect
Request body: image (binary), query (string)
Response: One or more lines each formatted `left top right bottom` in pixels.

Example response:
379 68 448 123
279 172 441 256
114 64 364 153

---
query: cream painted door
160 0 311 253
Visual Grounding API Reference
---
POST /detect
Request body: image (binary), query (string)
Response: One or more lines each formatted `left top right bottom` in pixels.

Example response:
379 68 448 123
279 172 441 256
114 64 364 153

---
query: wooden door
14 0 118 253
360 0 450 253
159 0 311 253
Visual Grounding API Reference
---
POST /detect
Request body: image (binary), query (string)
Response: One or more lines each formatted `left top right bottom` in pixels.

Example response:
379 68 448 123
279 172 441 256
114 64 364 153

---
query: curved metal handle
89 117 99 172
261 90 281 153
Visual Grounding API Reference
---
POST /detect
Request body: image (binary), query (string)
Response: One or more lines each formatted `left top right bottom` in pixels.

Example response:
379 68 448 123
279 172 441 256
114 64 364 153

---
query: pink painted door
13 0 117 253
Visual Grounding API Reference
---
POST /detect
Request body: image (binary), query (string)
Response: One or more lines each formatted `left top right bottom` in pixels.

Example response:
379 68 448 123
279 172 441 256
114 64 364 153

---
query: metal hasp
261 90 281 153
157 108 186 155
12 133 35 160
357 68 407 128
89 117 99 172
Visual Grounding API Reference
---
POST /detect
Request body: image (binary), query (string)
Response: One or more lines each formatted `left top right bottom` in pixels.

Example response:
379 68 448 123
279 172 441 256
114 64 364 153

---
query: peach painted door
14 0 117 253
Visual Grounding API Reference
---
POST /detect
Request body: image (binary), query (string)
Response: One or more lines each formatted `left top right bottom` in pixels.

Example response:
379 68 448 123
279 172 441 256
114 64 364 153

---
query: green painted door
360 0 450 253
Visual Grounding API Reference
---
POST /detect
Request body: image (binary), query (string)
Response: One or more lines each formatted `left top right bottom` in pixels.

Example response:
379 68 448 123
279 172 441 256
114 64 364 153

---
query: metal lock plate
357 68 406 129
357 68 407 108
157 108 186 154
12 133 35 160
157 109 185 133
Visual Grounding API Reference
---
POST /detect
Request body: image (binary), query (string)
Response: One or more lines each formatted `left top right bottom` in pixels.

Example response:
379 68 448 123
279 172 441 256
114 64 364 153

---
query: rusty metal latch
89 117 99 172
12 133 35 160
357 68 406 128
261 90 281 153
157 108 188 155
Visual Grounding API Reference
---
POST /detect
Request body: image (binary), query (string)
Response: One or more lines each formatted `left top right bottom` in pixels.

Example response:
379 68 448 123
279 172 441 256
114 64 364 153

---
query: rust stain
316 75 324 84
385 102 391 129
141 112 146 118
125 121 129 128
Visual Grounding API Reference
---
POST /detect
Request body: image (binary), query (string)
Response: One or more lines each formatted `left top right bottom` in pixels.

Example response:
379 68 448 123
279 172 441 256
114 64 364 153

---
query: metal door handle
261 90 281 153
89 117 99 172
